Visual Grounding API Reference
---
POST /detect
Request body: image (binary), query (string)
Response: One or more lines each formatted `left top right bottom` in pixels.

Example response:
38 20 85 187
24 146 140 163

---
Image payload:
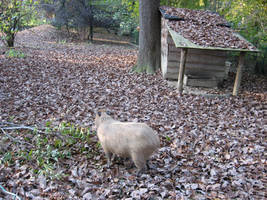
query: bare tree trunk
7 34 15 47
89 0 93 41
135 0 161 74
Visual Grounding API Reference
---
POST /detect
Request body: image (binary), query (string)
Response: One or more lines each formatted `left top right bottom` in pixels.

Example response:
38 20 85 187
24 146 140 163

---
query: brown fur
95 111 160 173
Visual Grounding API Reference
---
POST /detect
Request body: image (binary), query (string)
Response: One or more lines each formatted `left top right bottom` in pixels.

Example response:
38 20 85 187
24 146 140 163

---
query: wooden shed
160 6 259 94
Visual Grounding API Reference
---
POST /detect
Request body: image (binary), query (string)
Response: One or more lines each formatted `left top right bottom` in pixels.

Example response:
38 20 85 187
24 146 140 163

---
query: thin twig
0 128 34 147
0 124 79 140
1 125 64 139
2 125 43 132
0 184 21 200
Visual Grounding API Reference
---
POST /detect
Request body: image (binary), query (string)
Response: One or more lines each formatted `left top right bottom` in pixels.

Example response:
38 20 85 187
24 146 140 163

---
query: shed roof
160 6 259 52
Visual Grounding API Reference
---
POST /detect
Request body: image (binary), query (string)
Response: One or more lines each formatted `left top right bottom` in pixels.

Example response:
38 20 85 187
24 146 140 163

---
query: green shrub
5 49 25 58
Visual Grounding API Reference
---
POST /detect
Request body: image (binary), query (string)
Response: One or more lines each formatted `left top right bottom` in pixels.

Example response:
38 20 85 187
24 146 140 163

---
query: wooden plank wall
161 18 228 81
161 18 169 78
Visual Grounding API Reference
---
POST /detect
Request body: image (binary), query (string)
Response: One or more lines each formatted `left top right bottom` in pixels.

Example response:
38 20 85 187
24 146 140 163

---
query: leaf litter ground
0 25 266 199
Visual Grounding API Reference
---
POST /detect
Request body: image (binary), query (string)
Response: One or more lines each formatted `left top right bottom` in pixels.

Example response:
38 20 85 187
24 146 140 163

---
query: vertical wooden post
233 51 246 96
177 48 188 93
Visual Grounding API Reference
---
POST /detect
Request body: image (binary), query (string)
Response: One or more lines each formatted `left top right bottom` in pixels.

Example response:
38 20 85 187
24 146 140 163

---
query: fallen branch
2 125 49 134
1 124 65 139
0 184 21 200
0 123 83 141
0 128 34 147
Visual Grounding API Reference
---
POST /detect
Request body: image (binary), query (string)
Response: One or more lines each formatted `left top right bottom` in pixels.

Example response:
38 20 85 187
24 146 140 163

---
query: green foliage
5 49 25 58
58 39 67 44
121 0 139 18
220 0 267 73
0 0 37 47
27 10 48 27
0 122 97 179
165 135 171 142
103 0 139 37
222 0 266 45
2 152 13 164
160 0 206 9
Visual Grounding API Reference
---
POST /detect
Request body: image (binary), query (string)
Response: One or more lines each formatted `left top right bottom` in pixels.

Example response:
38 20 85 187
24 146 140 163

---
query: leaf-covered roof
160 6 258 52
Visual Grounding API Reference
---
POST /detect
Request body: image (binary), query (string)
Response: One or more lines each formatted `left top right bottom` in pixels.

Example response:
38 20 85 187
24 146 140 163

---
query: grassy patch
0 122 99 179
5 49 25 58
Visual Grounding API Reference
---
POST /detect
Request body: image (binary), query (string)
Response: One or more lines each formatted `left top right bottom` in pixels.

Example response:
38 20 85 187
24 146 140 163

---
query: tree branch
0 122 79 141
0 125 64 140
0 127 34 147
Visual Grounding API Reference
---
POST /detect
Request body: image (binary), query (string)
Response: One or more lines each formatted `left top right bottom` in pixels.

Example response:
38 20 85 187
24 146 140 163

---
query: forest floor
0 25 266 200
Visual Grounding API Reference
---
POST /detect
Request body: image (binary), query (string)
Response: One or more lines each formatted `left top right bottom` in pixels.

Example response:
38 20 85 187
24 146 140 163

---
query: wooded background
0 0 266 73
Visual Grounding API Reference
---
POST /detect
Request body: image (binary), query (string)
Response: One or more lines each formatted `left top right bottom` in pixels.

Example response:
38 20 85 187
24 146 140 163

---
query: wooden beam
177 48 188 93
233 51 246 96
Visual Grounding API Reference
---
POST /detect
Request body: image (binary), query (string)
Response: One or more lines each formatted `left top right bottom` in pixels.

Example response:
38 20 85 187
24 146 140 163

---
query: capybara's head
95 110 112 129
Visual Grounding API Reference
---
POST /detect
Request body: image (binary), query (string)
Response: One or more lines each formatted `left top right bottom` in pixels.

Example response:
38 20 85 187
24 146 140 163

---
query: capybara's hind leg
103 149 112 168
131 153 146 175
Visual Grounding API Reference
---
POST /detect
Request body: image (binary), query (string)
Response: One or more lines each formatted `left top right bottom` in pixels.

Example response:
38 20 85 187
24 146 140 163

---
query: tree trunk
135 0 161 74
89 0 93 41
7 33 15 47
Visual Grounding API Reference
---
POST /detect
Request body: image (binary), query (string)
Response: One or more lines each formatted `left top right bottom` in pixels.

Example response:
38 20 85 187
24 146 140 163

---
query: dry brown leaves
0 25 266 199
160 6 257 50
